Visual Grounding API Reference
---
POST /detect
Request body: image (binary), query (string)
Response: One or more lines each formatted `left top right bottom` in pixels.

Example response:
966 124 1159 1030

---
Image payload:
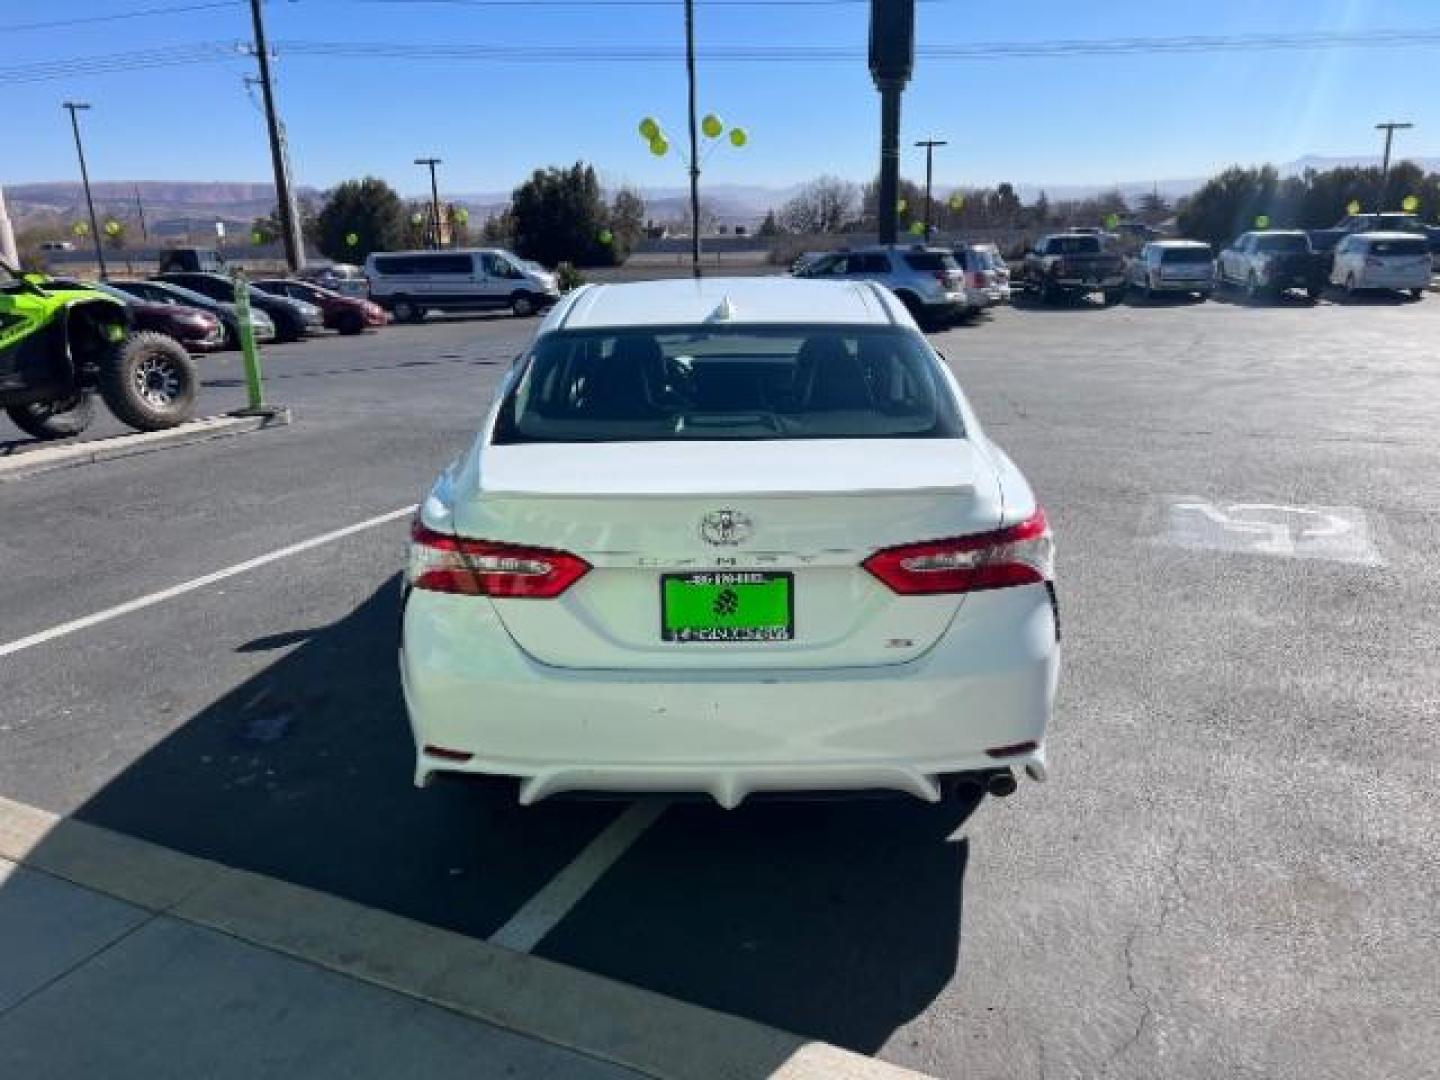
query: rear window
1160 247 1212 264
494 325 964 444
1254 234 1310 253
1046 236 1101 255
903 252 961 275
1367 238 1428 256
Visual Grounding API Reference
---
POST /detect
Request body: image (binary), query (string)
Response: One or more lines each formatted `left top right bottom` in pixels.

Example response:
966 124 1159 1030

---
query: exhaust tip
986 771 1018 798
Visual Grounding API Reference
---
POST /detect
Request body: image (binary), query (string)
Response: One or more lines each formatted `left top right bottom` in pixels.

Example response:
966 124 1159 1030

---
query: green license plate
660 572 794 643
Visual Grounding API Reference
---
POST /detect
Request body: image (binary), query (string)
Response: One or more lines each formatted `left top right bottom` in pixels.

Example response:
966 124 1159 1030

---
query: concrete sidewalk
0 856 641 1079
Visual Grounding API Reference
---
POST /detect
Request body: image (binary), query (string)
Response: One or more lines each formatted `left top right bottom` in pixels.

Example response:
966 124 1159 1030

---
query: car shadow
1208 287 1323 308
1121 290 1210 308
14 576 978 1059
1010 290 1117 313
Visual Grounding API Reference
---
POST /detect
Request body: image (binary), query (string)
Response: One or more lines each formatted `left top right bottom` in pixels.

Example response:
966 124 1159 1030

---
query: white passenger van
363 248 560 321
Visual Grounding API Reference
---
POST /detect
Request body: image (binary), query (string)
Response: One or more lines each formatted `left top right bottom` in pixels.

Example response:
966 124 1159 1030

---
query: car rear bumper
1152 278 1214 291
401 583 1059 806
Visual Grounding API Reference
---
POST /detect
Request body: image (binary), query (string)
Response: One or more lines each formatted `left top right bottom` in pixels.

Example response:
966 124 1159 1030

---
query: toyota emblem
699 509 752 546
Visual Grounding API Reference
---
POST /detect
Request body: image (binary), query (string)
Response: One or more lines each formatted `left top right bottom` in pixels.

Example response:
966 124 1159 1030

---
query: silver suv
793 244 965 328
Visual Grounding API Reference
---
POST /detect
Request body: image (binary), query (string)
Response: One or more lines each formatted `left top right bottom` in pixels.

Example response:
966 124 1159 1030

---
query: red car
52 278 225 352
253 279 387 336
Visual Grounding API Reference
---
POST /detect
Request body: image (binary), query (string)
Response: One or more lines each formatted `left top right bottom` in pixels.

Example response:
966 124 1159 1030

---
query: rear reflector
862 508 1053 595
986 740 1039 759
408 521 590 598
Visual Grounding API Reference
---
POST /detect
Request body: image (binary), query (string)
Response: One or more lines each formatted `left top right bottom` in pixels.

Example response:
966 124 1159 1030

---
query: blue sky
7 0 1439 196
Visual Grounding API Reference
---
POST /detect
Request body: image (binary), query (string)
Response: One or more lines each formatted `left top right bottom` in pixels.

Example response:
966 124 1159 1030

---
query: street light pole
1375 121 1414 208
869 0 916 246
683 0 702 277
62 102 107 281
415 157 443 249
915 138 947 242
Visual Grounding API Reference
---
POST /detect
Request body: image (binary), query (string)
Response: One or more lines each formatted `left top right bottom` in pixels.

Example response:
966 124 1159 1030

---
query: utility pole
0 186 17 267
1375 121 1414 209
133 185 149 242
62 102 107 281
914 138 947 242
248 0 304 271
870 0 916 245
683 0 702 277
415 157 443 249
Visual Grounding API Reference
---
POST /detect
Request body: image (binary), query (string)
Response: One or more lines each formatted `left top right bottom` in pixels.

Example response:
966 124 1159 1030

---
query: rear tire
5 394 95 440
98 331 199 432
1410 288 1424 301
336 309 365 335
391 297 425 323
1103 287 1125 306
1345 274 1357 300
1246 272 1262 302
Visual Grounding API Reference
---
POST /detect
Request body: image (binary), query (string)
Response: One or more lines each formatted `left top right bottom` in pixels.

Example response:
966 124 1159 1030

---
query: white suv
364 248 559 322
794 245 966 328
401 277 1058 807
1330 232 1431 300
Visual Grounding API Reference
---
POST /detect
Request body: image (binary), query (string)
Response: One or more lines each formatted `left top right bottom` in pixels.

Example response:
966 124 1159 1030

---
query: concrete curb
0 408 293 483
0 795 928 1080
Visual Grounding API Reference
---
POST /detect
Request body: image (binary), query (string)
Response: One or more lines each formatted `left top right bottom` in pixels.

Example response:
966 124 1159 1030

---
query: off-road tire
98 331 199 432
336 309 365 335
5 394 95 440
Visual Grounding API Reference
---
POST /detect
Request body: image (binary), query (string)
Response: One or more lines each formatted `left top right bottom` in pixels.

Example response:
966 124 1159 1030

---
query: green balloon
1402 195 1419 212
103 220 121 236
345 232 360 247
638 117 660 141
701 113 723 139
411 212 424 225
908 221 925 236
1255 215 1270 229
454 208 469 223
649 135 670 157
1346 200 1361 215
728 127 748 148
948 193 964 211
598 229 613 245
896 198 907 213
72 222 89 236
1104 213 1120 230
251 231 263 245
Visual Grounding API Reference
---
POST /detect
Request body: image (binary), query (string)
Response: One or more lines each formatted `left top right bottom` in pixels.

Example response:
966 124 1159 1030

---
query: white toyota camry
401 277 1058 807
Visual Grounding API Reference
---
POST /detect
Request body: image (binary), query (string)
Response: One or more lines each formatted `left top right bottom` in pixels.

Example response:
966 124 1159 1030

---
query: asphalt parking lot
2 289 1437 1079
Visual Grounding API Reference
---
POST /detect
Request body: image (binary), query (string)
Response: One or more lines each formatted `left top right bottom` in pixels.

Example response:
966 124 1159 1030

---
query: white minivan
1329 232 1432 300
363 248 560 321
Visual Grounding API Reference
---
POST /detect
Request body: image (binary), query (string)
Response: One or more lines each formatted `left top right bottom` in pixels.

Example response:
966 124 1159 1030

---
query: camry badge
699 509 753 546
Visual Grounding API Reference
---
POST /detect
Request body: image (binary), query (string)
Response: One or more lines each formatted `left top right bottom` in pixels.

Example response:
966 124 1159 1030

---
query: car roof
1348 231 1427 241
546 277 908 330
1146 239 1209 247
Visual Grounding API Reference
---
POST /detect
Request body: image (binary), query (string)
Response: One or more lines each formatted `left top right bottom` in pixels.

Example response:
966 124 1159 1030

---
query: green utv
1 259 199 440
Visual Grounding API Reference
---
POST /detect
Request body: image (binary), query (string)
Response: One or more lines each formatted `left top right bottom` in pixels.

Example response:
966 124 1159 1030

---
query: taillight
407 521 590 598
862 508 1053 595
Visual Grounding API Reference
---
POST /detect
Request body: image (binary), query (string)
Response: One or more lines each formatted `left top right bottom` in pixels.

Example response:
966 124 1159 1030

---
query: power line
7 26 1440 85
0 2 241 34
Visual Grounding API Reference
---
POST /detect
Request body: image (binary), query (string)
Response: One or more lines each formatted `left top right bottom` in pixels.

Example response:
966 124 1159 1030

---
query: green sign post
230 267 265 411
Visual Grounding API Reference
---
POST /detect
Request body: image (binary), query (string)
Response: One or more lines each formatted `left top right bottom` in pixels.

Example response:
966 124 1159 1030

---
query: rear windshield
493 325 963 444
1255 234 1310 253
1368 238 1428 256
1047 236 1101 254
1160 247 1212 264
903 252 961 274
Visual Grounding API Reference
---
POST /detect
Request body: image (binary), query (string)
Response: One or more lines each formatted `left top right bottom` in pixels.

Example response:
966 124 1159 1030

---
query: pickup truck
1023 233 1126 304
1216 230 1328 300
1308 213 1440 257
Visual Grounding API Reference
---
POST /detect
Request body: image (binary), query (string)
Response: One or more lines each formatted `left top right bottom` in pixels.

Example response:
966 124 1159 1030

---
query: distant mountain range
8 155 1437 233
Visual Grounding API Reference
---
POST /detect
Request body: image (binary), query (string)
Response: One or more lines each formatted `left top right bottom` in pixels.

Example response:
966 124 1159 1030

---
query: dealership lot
1 295 1436 1079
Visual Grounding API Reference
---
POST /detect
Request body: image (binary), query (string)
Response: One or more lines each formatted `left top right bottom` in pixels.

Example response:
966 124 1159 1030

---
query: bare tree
780 175 859 234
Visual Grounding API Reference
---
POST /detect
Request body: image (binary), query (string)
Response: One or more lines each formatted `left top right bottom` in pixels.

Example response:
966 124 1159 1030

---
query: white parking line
489 799 669 954
0 505 417 659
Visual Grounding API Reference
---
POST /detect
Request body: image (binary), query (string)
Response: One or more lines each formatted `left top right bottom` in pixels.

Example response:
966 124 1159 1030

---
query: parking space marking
0 505 417 659
1161 501 1382 565
490 800 669 954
